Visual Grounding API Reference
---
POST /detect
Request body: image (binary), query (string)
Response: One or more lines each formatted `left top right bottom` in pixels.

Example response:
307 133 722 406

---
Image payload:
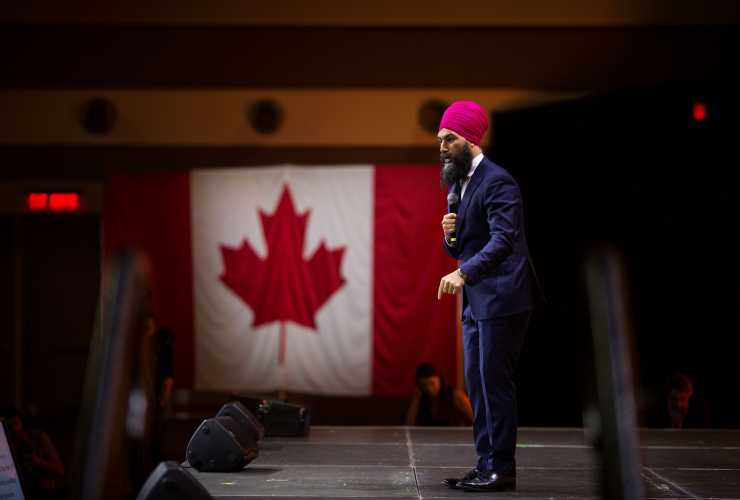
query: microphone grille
447 193 459 204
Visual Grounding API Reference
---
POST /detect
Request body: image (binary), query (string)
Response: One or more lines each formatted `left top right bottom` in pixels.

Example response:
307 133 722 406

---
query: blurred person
436 102 545 491
647 373 711 428
140 310 175 455
0 404 65 498
145 310 176 410
405 363 473 427
127 308 175 492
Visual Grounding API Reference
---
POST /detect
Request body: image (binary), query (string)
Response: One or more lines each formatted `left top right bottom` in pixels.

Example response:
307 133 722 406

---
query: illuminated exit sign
28 192 81 212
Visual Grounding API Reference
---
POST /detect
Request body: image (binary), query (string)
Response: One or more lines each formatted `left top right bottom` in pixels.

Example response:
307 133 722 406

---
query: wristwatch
457 268 468 283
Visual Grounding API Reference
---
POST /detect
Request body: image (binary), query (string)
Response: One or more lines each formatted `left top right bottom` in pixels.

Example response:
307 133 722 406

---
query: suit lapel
456 159 487 237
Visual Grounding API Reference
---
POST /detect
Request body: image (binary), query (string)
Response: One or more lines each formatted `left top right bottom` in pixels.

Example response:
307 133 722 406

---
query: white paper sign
0 424 25 500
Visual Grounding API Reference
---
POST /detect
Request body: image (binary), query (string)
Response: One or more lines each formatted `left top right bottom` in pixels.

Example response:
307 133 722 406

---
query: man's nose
440 143 447 153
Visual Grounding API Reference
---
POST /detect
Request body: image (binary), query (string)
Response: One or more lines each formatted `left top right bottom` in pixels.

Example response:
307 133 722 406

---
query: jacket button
458 254 462 259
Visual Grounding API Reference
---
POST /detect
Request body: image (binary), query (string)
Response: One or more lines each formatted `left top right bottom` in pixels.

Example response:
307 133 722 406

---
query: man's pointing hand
438 270 466 299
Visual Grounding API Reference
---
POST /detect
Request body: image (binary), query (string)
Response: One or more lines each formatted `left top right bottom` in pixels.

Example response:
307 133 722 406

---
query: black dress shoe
442 469 482 489
457 470 516 491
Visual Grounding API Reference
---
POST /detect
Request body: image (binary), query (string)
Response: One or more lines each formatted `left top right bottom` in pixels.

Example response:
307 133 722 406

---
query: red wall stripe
103 171 195 388
373 165 458 397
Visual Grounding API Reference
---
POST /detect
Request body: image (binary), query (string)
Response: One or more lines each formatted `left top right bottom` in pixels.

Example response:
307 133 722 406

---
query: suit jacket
444 156 545 320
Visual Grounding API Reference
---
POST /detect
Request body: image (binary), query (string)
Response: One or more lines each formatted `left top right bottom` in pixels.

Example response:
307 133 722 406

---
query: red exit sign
28 192 81 212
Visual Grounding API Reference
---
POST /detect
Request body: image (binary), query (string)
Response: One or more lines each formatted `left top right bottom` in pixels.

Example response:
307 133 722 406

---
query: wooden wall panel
2 0 739 26
2 26 738 91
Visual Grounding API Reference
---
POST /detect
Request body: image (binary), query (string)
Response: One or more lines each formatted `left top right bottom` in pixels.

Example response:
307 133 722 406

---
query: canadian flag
104 165 457 397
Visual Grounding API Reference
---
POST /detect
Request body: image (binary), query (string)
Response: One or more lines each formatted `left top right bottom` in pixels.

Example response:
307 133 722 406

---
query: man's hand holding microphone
442 212 457 246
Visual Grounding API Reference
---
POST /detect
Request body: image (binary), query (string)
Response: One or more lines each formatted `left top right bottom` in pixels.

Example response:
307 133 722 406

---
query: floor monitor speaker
215 401 264 441
229 392 311 437
186 417 259 472
137 461 212 500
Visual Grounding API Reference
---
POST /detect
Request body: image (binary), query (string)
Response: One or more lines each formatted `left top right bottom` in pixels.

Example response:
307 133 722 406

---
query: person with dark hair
405 363 473 427
0 404 65 497
647 373 711 428
123 308 177 492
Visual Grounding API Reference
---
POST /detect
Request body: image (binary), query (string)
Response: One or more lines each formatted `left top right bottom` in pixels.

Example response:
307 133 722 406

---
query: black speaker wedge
229 392 311 437
137 460 213 500
186 417 259 472
215 401 264 441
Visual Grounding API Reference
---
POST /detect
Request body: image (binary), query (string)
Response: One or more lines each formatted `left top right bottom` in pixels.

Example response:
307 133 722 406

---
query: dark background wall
492 71 740 427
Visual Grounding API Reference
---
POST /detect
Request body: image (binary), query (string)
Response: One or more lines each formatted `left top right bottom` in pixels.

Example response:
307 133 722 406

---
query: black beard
440 143 474 188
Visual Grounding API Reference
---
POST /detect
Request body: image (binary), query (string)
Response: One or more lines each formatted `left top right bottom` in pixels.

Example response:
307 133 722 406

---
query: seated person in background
648 373 711 429
0 404 65 495
144 309 176 411
405 363 474 426
154 327 176 410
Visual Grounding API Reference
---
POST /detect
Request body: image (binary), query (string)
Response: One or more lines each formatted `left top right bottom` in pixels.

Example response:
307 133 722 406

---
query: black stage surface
183 426 740 499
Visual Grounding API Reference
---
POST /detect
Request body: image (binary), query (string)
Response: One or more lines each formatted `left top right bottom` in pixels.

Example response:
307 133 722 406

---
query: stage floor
184 426 740 499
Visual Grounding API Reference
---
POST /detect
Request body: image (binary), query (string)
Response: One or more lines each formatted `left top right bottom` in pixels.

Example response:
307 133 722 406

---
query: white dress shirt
445 153 485 247
461 154 484 200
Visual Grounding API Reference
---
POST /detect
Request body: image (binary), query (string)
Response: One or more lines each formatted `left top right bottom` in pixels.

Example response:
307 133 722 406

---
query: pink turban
439 101 489 146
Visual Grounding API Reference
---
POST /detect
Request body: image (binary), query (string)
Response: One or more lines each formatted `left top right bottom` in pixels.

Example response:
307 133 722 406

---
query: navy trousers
462 306 532 477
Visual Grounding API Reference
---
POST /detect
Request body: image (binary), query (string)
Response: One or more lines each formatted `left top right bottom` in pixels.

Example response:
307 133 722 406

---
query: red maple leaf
219 186 346 365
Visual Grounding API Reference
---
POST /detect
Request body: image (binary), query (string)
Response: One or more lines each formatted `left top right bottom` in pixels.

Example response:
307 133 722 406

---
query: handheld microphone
447 192 459 248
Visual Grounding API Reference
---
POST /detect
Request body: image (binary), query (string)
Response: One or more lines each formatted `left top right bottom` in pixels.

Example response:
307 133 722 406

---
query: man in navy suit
436 101 545 492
